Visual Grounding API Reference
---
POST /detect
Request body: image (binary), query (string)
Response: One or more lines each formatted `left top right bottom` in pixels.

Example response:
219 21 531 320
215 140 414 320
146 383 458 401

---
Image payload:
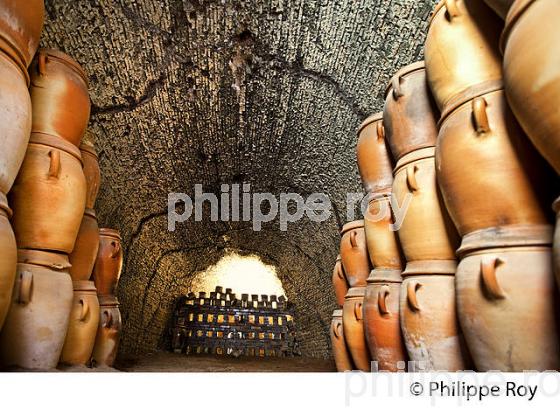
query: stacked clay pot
92 294 122 367
330 309 354 371
332 255 348 307
0 194 16 331
385 61 468 371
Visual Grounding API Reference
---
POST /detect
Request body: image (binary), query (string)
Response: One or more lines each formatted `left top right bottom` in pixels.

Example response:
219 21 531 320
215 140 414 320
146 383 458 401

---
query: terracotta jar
69 209 100 282
332 255 348 307
392 147 459 262
356 113 394 194
484 0 514 18
342 287 371 371
60 280 100 366
80 142 101 209
363 270 407 371
0 51 32 194
92 295 122 367
436 85 554 237
0 193 16 330
456 245 560 371
330 309 354 371
340 221 371 288
554 198 560 288
29 49 90 147
364 194 403 269
502 0 560 175
400 266 469 371
0 249 73 370
384 61 439 161
425 0 503 111
92 229 124 296
0 0 44 76
9 133 87 253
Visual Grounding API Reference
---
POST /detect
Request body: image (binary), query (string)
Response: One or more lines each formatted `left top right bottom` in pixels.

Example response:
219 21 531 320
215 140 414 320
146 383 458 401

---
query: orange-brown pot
80 142 101 209
92 295 122 368
0 194 16 330
484 0 514 18
363 270 407 371
69 209 100 282
0 249 73 370
60 280 100 366
436 86 554 237
425 0 503 111
502 0 560 175
342 287 371 371
456 245 560 371
330 308 354 371
356 113 394 194
9 133 87 253
332 255 348 307
364 195 403 269
92 229 124 296
340 221 371 288
384 61 439 161
29 49 90 147
554 198 560 289
392 148 459 262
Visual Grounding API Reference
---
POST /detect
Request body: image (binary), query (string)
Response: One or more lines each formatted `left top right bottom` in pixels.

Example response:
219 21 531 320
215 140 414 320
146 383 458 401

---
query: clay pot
363 270 407 371
392 147 459 262
69 209 100 282
0 0 44 76
456 245 560 371
0 193 16 330
356 113 394 194
0 51 32 194
92 229 124 296
330 309 354 371
60 280 100 366
9 133 87 253
92 295 122 367
384 61 439 161
340 221 371 288
400 267 469 371
364 195 404 269
29 49 90 147
342 287 371 371
436 86 554 237
484 0 514 18
0 249 73 370
80 142 101 209
332 255 348 307
425 0 503 111
554 198 560 289
502 0 560 175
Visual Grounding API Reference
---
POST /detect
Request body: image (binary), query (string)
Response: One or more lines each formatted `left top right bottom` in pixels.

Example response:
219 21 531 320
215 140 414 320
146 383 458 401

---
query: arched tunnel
39 0 436 363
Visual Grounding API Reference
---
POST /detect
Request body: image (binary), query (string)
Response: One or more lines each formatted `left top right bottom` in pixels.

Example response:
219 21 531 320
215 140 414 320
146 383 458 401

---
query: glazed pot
363 270 407 371
69 209 100 282
29 49 90 147
425 0 503 111
456 245 560 371
0 0 44 76
384 61 439 161
92 229 124 296
92 295 122 367
9 133 87 253
364 194 403 269
502 0 560 175
332 255 348 307
0 249 73 370
342 287 371 371
330 309 354 371
484 0 514 18
0 193 16 330
400 270 469 371
0 51 32 194
356 113 394 194
392 147 459 262
436 86 554 237
80 142 101 209
340 221 371 288
60 280 100 366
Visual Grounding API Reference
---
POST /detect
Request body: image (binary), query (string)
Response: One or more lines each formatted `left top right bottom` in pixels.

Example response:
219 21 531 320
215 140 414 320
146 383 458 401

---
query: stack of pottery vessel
356 113 407 372
384 61 469 371
91 228 124 367
427 0 560 371
330 255 353 371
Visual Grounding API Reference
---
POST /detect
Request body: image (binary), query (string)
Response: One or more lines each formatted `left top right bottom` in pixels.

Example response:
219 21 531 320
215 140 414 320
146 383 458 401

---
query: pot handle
378 286 390 315
445 0 460 19
48 150 61 179
407 280 421 312
354 301 363 321
472 97 490 134
79 298 89 321
103 310 113 328
406 165 419 192
481 257 505 299
38 51 48 76
392 76 403 99
376 121 385 140
336 263 345 280
110 241 121 258
349 231 358 248
18 271 33 304
333 322 342 339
